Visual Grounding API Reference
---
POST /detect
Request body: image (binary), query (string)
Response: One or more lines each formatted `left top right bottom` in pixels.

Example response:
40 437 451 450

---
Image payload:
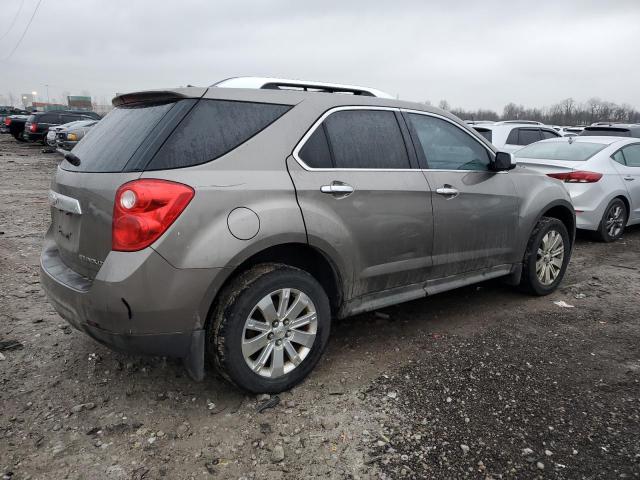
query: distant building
32 102 67 112
67 95 92 110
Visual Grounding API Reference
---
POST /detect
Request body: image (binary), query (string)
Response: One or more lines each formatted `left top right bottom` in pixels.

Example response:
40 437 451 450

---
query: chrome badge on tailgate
49 190 82 215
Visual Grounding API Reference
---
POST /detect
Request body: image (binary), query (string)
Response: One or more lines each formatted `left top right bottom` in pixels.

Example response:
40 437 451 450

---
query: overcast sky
1 0 639 111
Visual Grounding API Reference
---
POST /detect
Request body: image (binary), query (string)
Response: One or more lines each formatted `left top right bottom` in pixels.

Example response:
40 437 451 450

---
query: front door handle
436 185 459 198
624 176 635 181
321 182 354 196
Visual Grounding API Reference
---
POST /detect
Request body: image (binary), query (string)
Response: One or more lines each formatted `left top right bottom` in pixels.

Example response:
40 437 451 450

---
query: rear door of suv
612 143 640 221
403 111 519 278
288 107 434 298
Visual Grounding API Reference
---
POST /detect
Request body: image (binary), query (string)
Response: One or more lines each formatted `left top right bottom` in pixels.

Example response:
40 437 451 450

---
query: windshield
516 141 607 161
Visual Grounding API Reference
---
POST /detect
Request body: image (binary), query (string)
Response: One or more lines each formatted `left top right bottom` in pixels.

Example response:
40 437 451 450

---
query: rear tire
520 217 571 296
593 198 627 242
208 263 331 393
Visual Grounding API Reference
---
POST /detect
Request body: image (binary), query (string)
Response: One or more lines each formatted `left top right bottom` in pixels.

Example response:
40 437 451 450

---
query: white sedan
515 136 640 241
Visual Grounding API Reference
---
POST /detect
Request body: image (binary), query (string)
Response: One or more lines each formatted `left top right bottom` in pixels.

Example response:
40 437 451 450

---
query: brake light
29 123 37 133
547 171 602 183
112 179 194 252
4 117 10 126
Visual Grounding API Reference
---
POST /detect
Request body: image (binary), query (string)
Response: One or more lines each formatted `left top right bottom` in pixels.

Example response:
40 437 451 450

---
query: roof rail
211 76 393 99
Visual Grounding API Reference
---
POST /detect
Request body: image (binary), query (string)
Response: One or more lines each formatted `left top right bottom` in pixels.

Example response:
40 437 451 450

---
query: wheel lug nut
272 321 279 328
283 319 289 326
276 340 282 346
268 333 274 340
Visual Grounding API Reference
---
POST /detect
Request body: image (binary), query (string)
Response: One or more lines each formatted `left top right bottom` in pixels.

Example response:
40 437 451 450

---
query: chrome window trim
292 105 502 173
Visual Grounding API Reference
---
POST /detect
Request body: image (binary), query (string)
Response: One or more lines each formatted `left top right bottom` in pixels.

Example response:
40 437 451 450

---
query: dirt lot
1 135 639 480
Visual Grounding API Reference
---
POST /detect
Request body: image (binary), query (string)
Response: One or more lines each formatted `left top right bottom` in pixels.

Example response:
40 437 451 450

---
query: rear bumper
23 132 45 142
40 238 222 359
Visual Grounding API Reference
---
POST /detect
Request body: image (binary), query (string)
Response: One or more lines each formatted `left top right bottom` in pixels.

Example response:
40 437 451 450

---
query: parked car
0 107 29 133
40 78 575 393
515 136 640 241
53 120 99 151
4 114 30 141
579 124 640 138
23 110 100 144
473 123 562 152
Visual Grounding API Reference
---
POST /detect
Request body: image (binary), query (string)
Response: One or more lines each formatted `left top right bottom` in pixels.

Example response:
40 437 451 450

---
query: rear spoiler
112 87 207 107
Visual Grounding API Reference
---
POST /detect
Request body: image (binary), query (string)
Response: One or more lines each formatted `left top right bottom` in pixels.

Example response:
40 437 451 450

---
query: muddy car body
40 79 575 392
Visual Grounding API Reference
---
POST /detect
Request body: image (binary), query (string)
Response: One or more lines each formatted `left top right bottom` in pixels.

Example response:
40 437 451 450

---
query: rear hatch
48 89 205 279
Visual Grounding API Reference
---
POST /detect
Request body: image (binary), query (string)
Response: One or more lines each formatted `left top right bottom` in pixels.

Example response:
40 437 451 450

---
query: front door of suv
288 107 434 298
404 111 519 278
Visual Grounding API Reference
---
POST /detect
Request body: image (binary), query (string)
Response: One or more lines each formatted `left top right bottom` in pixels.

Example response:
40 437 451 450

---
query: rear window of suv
62 99 290 172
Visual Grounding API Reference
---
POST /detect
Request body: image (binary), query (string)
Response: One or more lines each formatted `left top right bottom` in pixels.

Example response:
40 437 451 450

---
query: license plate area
53 209 81 253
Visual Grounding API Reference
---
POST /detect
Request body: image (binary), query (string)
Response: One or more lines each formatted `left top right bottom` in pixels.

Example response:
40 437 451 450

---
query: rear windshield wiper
64 152 81 166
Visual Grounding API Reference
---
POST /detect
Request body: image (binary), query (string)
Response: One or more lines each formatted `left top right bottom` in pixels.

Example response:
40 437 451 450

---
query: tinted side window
541 129 559 139
621 144 640 167
148 100 291 170
518 128 542 145
39 114 56 123
506 129 519 145
408 113 491 171
299 126 332 168
323 110 410 169
61 114 78 123
474 128 492 142
612 150 626 165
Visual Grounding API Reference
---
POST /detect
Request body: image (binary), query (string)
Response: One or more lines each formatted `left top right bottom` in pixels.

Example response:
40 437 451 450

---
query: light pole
31 91 38 110
45 84 50 105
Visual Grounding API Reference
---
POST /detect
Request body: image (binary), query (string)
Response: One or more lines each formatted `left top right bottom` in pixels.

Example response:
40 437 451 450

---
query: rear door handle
436 186 459 198
624 176 635 181
321 183 354 196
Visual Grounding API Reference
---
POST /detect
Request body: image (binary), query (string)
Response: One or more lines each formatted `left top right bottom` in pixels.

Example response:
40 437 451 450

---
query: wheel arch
201 242 344 329
540 201 576 245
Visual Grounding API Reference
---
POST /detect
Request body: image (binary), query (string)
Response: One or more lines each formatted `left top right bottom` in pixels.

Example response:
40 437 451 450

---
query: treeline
434 98 640 126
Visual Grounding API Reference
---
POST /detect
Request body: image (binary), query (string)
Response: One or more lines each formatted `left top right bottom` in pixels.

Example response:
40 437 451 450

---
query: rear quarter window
146 100 291 170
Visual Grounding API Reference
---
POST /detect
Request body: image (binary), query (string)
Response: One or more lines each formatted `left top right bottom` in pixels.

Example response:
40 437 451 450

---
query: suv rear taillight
112 179 194 252
29 123 37 133
4 118 10 126
547 171 602 183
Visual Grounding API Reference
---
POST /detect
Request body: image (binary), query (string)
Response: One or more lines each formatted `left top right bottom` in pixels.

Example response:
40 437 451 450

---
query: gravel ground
0 135 639 479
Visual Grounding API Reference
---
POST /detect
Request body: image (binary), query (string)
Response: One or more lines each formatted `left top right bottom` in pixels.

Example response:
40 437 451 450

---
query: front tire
520 217 571 296
208 263 331 393
594 198 627 242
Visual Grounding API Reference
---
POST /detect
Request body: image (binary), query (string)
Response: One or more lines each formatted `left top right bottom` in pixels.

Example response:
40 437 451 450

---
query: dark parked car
579 124 640 138
0 107 29 133
4 114 31 141
23 110 101 144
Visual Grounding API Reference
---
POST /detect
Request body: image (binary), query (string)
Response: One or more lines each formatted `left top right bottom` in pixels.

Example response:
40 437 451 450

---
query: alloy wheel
604 204 625 239
536 230 565 286
242 288 317 378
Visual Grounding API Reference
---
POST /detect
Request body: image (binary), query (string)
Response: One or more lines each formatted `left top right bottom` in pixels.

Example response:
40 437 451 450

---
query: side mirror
491 151 516 171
